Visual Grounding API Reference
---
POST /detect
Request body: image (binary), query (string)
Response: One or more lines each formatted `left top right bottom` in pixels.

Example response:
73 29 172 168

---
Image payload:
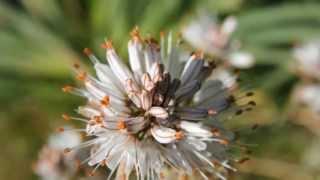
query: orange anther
211 128 221 137
56 127 65 132
83 48 92 56
100 96 110 107
93 116 103 124
62 114 71 121
117 121 126 130
101 40 113 49
62 85 73 93
130 26 141 41
219 139 229 145
73 63 80 69
76 72 87 81
175 131 184 140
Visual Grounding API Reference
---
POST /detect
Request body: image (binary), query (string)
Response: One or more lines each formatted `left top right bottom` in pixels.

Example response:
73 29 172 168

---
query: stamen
130 26 141 42
218 139 229 145
175 131 184 140
101 40 113 49
56 127 65 132
73 63 80 69
62 113 71 121
83 48 92 56
76 72 87 81
117 120 126 130
211 128 221 136
62 85 73 93
100 96 110 107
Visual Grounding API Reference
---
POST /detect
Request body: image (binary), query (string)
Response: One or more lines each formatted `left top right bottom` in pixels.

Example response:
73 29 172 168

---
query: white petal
106 48 134 84
221 16 237 35
151 126 176 144
95 63 125 93
180 121 212 137
148 107 168 119
128 39 145 81
228 51 254 69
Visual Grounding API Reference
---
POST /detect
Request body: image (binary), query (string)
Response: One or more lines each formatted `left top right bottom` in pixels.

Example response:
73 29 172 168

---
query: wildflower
182 13 254 69
34 128 81 180
61 28 254 180
293 84 320 117
293 40 320 80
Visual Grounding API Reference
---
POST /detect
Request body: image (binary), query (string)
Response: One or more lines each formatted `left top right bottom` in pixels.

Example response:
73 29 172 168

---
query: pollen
100 96 110 107
218 139 229 145
56 127 65 132
83 48 92 56
175 131 184 140
62 113 71 121
130 26 141 42
62 85 73 93
117 120 126 130
101 40 113 49
211 128 221 136
76 72 87 81
93 116 103 124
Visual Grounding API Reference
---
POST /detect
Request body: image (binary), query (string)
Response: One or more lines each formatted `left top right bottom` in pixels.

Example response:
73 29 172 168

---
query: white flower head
60 28 255 180
295 84 320 115
293 40 320 80
182 13 254 69
34 129 81 180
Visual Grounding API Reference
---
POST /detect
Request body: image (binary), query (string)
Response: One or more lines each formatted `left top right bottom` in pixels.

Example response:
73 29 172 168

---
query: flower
182 13 254 69
293 84 320 117
34 128 81 180
61 28 255 180
293 40 320 80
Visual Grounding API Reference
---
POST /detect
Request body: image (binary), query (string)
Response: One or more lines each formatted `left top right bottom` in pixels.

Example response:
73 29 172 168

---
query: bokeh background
1 0 320 179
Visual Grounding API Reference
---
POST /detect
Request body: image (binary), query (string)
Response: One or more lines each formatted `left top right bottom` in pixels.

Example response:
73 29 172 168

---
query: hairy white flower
182 13 254 69
293 40 320 80
34 129 81 180
294 84 320 115
61 28 255 180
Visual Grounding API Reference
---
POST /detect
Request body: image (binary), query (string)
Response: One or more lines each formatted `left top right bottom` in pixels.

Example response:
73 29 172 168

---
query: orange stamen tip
208 109 217 115
83 48 92 56
117 121 126 130
62 114 71 121
237 157 250 164
130 26 141 41
62 85 73 93
93 116 103 124
63 148 72 154
175 131 184 140
76 72 87 81
73 63 80 69
193 50 204 59
56 127 65 132
160 31 165 37
101 40 113 49
219 139 229 145
211 128 221 136
100 96 110 107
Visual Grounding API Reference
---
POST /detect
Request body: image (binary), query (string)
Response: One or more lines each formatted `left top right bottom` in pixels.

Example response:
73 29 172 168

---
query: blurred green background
1 0 320 179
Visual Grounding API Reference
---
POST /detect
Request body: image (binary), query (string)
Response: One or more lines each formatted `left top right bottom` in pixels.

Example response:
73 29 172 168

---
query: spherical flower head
182 12 254 69
293 40 320 80
34 129 81 180
61 28 255 180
